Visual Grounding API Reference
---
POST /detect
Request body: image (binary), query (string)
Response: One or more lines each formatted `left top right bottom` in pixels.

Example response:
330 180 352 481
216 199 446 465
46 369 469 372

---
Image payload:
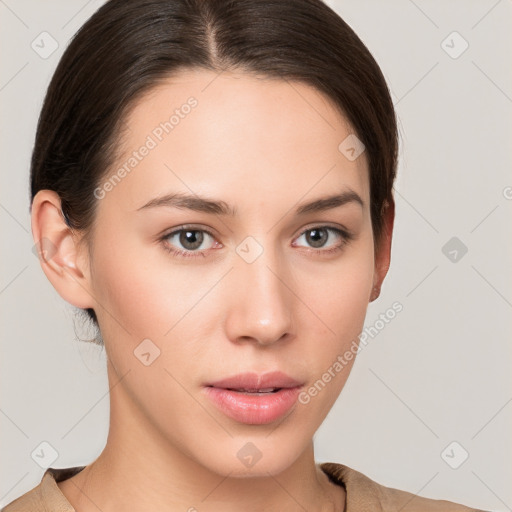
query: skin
31 68 394 512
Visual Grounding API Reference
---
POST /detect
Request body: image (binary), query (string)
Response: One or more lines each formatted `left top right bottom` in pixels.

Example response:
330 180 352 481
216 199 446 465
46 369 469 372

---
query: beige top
1 462 488 511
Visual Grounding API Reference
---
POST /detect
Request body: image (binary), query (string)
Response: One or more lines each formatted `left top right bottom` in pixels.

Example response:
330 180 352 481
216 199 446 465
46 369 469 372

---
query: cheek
89 228 220 389
293 234 374 402
91 227 189 338
90 235 206 398
300 234 374 341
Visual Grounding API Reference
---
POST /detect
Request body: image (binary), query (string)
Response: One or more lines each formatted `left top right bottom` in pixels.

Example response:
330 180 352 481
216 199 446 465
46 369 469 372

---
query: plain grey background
1 0 511 510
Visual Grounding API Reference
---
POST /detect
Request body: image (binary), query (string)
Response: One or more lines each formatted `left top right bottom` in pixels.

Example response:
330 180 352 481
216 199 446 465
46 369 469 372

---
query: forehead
106 68 369 212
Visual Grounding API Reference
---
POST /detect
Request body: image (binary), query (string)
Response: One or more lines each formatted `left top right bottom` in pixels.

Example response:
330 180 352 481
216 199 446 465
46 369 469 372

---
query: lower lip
203 386 302 425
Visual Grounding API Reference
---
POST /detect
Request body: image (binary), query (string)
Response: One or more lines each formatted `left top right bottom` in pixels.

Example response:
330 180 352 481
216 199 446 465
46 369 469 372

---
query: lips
203 371 304 425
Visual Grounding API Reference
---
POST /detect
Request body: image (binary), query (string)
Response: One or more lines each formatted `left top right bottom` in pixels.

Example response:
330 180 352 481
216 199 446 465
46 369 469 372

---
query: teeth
232 387 278 393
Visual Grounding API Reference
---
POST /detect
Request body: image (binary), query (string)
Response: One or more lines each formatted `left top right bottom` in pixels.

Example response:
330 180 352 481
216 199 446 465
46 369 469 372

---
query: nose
223 241 295 347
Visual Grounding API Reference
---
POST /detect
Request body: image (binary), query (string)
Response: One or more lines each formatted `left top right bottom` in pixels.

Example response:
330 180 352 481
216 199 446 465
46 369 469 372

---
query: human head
30 0 398 479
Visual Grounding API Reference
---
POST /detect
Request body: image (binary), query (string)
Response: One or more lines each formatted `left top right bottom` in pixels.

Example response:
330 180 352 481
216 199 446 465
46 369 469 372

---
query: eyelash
160 224 354 259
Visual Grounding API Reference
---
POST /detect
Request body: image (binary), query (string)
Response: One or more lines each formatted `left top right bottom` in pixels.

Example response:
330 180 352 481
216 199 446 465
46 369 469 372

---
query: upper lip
206 371 303 391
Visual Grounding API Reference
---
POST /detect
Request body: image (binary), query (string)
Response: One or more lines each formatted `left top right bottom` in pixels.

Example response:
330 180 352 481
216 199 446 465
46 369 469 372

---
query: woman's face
74 69 387 476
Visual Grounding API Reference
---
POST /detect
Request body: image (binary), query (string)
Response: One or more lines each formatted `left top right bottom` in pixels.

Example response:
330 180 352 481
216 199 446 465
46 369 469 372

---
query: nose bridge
240 236 283 299
227 233 293 345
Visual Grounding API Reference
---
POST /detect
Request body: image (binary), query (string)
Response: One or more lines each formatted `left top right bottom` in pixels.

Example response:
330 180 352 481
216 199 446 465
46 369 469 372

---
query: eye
160 226 219 258
160 224 353 259
293 226 353 255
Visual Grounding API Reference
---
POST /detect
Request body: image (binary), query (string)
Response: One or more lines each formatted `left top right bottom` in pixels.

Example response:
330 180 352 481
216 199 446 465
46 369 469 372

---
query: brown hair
30 0 399 336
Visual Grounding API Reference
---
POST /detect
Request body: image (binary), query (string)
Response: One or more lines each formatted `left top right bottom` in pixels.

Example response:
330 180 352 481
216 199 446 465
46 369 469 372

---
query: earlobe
31 190 95 310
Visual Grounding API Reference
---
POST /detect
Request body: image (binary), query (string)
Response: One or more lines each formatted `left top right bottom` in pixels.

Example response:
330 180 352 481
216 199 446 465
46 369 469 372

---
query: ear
370 197 395 302
31 190 96 310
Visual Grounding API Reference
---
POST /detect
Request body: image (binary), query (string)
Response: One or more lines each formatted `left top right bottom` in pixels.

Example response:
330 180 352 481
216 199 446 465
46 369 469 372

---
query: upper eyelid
163 223 350 239
163 225 216 240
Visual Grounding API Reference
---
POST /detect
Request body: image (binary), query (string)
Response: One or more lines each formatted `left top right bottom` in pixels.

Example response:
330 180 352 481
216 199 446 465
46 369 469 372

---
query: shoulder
319 462 491 511
1 466 85 512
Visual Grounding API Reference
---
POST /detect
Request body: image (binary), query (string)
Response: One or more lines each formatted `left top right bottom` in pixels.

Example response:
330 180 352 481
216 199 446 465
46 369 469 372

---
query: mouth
202 371 304 425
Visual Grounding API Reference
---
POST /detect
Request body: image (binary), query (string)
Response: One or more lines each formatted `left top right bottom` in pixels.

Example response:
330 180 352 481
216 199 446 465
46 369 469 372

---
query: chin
194 434 308 478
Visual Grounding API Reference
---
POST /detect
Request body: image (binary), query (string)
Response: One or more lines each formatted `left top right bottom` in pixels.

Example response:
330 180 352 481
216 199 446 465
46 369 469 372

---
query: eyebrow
136 189 364 216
